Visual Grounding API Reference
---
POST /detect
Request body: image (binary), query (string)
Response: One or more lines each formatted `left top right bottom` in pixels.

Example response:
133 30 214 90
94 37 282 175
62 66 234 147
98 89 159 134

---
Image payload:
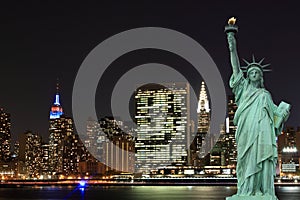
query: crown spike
242 56 271 73
261 63 271 68
252 54 256 63
242 59 250 65
258 58 265 65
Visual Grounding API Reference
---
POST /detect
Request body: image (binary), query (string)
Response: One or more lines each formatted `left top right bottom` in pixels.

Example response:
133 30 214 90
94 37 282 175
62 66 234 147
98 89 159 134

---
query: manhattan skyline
1 1 300 142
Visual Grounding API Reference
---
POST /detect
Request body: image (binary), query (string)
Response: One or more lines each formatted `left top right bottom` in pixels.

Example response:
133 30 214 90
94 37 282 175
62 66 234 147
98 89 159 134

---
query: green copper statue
225 17 291 200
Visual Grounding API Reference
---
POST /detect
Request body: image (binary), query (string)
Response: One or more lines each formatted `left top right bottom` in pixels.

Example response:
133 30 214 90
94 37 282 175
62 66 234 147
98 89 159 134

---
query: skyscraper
134 82 190 174
48 82 79 176
25 131 42 178
17 130 42 178
0 108 11 162
193 81 210 164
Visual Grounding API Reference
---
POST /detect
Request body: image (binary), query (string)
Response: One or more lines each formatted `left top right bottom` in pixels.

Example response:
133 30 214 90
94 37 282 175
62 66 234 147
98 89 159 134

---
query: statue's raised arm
225 17 240 77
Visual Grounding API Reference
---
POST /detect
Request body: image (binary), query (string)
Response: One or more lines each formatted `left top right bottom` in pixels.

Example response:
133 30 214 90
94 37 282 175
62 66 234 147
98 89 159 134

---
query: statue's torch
224 17 238 34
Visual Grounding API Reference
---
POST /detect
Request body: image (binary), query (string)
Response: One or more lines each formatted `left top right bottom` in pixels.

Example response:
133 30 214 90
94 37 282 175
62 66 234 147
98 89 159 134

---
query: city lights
282 146 298 153
0 81 299 183
79 180 87 187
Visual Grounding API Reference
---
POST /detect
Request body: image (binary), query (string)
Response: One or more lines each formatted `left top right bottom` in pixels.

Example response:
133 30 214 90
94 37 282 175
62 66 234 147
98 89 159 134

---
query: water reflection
0 186 299 200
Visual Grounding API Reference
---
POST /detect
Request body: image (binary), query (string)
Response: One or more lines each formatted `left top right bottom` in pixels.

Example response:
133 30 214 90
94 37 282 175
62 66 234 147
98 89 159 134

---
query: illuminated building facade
24 131 42 178
0 108 11 162
48 82 80 176
49 114 79 175
277 127 300 176
100 117 135 174
134 82 190 174
209 124 226 166
62 119 80 176
41 143 50 175
202 95 237 169
223 95 237 166
84 118 106 162
13 141 19 159
18 131 42 178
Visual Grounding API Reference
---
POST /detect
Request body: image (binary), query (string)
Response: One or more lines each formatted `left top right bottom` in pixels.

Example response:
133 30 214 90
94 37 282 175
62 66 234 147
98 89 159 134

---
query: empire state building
48 81 79 176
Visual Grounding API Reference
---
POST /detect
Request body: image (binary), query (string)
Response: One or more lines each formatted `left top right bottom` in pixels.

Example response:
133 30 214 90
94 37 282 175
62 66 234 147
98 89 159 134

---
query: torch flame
228 17 236 25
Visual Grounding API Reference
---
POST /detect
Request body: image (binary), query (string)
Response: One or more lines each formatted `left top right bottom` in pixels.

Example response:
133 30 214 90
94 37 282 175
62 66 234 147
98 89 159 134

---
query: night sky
1 1 300 142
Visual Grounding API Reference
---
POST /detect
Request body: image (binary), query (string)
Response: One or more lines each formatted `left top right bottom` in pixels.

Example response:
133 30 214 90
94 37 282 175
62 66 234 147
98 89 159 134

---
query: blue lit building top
49 81 63 119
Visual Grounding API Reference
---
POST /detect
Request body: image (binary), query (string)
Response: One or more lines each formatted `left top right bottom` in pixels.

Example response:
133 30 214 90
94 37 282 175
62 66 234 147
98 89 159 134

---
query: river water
0 185 299 200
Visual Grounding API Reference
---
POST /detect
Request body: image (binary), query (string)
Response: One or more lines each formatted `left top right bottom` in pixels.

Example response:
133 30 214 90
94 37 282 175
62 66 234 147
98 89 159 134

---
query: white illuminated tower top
197 81 210 113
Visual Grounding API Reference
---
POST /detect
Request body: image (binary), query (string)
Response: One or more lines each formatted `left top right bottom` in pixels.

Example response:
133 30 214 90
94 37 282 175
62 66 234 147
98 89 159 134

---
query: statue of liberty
225 17 291 200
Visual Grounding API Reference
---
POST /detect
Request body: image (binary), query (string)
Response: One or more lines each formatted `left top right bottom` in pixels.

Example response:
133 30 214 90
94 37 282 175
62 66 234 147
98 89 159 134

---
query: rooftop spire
197 81 210 113
56 78 60 94
54 79 61 106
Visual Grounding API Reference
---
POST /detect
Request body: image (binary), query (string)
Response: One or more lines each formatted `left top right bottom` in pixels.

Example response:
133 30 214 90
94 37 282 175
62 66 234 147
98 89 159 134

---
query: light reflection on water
0 186 299 200
277 186 300 191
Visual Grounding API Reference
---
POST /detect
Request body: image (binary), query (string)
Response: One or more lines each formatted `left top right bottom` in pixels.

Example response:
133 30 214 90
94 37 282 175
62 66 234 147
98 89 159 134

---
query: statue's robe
229 71 284 199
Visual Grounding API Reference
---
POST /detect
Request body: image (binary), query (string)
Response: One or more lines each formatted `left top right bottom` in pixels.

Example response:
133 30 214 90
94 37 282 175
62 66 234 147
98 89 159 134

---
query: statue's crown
241 55 271 73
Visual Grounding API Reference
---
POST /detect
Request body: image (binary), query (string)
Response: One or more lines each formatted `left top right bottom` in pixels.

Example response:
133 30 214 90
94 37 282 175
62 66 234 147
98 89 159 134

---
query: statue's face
248 68 261 82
